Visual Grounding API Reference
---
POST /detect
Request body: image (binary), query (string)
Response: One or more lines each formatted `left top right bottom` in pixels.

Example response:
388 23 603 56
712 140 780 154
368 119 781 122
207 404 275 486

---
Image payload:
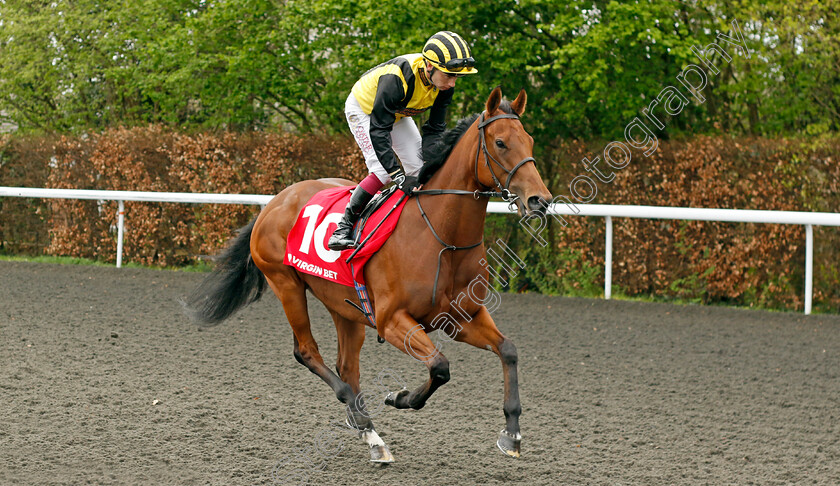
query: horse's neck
419 129 488 245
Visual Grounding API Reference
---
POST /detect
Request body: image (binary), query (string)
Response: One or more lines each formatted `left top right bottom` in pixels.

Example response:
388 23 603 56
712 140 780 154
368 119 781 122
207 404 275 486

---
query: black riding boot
328 188 374 251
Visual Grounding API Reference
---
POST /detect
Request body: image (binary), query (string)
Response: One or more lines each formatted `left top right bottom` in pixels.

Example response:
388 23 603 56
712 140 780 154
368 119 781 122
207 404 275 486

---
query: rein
411 111 537 305
412 112 536 202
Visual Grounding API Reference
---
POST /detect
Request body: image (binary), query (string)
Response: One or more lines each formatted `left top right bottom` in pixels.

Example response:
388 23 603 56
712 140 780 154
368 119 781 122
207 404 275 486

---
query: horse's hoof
496 429 521 458
384 388 409 408
369 444 395 464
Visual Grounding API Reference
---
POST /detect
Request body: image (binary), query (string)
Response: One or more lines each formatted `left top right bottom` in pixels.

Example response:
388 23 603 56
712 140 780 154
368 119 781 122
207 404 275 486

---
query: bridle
409 110 537 304
474 112 537 205
413 111 536 207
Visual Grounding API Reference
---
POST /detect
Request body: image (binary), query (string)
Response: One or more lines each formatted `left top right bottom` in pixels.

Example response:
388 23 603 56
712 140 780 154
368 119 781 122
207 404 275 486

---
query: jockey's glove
389 168 420 195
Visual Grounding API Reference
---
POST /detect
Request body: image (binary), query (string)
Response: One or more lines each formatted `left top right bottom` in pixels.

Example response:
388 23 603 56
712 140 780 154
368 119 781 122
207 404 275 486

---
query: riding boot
328 188 374 251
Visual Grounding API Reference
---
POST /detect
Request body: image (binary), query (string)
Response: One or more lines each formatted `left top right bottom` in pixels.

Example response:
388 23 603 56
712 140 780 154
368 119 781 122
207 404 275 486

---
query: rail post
605 216 613 299
116 200 125 268
805 224 813 315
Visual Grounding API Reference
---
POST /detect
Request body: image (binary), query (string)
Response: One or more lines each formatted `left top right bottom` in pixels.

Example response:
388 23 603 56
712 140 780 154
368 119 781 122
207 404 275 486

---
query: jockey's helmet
422 31 478 75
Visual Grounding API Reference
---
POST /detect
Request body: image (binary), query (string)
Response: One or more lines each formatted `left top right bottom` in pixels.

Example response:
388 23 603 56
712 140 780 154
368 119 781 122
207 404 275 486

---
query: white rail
488 201 840 315
2 187 838 314
0 187 272 269
0 187 274 205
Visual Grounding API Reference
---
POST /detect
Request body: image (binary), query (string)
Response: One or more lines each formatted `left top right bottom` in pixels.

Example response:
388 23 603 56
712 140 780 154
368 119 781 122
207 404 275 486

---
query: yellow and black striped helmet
422 31 478 75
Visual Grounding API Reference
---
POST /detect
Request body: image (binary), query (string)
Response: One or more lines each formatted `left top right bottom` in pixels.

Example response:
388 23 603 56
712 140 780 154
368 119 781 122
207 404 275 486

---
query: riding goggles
436 57 475 72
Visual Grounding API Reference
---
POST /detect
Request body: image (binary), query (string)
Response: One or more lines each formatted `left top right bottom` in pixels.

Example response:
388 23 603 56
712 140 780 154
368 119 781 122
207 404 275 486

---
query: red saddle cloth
284 186 408 286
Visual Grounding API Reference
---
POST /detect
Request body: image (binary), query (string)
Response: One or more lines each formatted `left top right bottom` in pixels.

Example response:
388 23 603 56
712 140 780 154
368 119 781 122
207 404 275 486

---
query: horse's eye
495 139 506 149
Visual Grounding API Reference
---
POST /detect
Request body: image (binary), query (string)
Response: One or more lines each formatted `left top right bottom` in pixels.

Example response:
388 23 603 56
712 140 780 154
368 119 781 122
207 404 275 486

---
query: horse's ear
510 89 527 116
486 86 502 114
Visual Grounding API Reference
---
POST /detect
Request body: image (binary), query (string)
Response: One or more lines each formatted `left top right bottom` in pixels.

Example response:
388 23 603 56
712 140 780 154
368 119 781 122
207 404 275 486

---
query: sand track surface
1 261 839 485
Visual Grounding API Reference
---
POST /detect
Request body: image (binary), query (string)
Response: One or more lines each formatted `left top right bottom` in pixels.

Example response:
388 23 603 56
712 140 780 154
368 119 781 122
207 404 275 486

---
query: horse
184 87 552 464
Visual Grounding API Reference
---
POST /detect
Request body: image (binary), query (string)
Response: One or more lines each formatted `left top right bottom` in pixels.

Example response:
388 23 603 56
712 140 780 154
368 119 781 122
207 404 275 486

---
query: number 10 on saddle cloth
284 185 408 287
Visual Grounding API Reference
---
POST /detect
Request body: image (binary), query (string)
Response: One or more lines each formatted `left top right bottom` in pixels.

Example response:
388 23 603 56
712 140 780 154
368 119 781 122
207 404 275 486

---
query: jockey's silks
350 53 453 175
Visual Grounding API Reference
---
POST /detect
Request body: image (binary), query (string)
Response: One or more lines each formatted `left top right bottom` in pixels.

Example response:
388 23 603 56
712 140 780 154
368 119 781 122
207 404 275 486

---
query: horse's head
476 87 552 217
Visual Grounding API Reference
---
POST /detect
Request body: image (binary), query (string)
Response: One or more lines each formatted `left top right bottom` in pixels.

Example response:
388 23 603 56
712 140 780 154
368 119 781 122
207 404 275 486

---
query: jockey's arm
421 88 454 161
369 75 405 177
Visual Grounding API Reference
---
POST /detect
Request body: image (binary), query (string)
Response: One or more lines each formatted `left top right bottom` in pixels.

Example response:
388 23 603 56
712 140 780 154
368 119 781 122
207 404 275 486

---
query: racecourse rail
2 186 839 315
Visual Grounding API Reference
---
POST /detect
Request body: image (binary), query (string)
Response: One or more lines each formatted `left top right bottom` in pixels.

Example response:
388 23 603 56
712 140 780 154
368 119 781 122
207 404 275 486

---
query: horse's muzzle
527 196 549 217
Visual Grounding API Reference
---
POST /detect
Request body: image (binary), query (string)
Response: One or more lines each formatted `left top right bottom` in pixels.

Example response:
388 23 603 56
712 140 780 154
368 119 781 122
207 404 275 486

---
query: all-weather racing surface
2 260 839 485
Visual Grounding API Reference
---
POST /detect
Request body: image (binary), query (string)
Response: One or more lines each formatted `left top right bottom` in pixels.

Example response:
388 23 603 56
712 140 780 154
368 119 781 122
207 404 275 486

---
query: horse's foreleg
453 307 522 458
381 310 450 410
332 311 394 463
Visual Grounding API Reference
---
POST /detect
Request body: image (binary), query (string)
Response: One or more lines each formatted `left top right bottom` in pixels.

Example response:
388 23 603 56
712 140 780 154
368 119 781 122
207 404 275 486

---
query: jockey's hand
390 169 420 195
398 175 420 195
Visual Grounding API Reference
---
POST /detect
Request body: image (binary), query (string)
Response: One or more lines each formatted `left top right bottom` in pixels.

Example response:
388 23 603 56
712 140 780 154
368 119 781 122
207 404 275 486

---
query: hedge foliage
1 128 838 312
0 128 364 266
488 134 840 312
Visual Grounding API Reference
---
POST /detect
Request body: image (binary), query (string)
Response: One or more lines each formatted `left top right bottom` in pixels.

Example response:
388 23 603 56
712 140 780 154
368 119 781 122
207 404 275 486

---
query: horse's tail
181 217 267 326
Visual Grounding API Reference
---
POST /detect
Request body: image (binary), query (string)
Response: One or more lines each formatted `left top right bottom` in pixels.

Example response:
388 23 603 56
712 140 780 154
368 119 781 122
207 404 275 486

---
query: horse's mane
418 100 514 184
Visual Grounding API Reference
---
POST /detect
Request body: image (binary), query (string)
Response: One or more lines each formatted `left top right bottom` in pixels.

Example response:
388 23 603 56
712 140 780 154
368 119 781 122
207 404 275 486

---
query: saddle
349 185 400 257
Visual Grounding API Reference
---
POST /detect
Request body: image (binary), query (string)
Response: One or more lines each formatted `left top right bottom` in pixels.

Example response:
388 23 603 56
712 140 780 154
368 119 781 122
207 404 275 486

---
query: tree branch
510 8 565 48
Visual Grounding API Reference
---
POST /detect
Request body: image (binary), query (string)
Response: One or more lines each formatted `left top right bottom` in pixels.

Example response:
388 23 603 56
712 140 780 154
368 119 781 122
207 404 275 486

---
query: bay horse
184 87 552 463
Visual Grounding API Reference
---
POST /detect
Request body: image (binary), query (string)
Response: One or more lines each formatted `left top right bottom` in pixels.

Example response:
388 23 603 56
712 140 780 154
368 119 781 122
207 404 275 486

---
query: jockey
328 31 478 251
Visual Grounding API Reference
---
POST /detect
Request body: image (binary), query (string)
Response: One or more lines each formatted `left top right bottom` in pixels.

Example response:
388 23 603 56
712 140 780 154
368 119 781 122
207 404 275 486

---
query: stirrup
328 230 357 251
328 239 357 251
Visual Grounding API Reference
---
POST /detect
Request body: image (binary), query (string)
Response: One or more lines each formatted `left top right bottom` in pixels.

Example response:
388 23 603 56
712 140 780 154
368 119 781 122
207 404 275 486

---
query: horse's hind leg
331 311 394 463
263 272 357 408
